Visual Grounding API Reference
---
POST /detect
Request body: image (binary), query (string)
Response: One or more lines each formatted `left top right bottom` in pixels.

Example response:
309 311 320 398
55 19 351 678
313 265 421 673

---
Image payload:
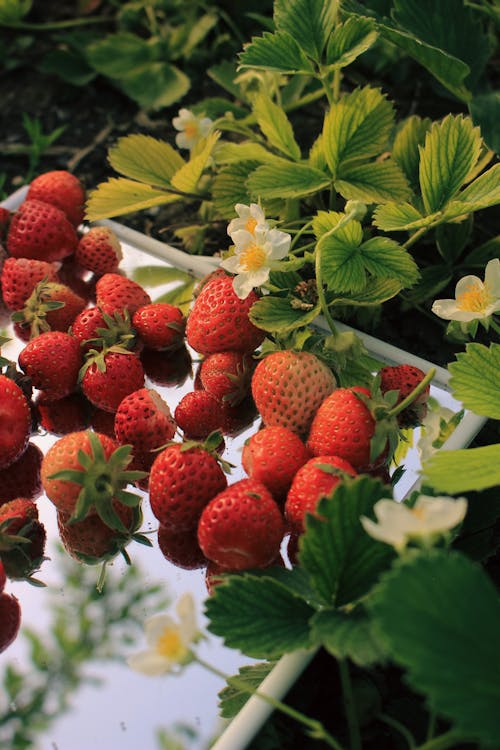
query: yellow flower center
157 628 186 660
240 243 266 272
184 123 198 138
245 217 258 234
412 507 426 521
456 283 491 312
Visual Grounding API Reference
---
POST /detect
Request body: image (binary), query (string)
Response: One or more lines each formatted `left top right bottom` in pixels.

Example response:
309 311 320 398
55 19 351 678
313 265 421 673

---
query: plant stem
402 227 430 251
338 659 362 750
194 655 345 750
414 730 464 750
386 368 436 419
2 18 111 30
378 712 416 749
315 243 339 338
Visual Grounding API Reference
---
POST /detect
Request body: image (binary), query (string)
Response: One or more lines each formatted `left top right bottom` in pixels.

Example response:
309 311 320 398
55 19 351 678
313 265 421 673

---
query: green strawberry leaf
311 606 388 667
238 31 315 74
248 160 331 200
131 265 192 288
212 161 256 219
335 160 412 203
170 132 220 195
108 134 185 186
299 476 395 606
441 163 500 220
448 343 500 420
252 94 301 160
326 16 378 69
216 141 284 165
219 662 277 719
470 91 500 154
274 0 336 61
422 445 500 494
205 573 315 659
369 550 500 745
249 295 321 333
85 178 178 222
372 202 432 232
392 115 432 190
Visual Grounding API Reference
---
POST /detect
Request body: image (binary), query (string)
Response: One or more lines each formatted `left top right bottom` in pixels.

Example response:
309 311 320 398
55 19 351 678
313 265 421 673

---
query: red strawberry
0 592 21 653
174 390 225 440
19 331 83 401
0 560 5 592
200 351 254 406
379 364 430 428
0 374 32 469
140 345 192 387
284 455 357 535
251 350 336 435
75 226 122 275
7 199 79 261
217 394 258 437
1 257 59 311
26 170 86 226
114 388 176 454
306 387 381 471
89 407 117 439
0 498 47 579
0 443 43 506
57 503 138 564
96 273 151 316
36 393 90 435
57 256 97 303
149 441 227 530
157 524 208 570
13 279 86 338
132 302 185 351
41 429 144 524
186 271 265 355
242 425 311 502
71 307 137 353
197 478 285 570
0 207 11 240
80 348 145 412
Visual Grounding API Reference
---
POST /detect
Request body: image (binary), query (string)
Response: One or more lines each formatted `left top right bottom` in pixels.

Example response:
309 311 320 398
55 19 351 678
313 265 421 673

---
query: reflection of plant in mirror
0 544 169 750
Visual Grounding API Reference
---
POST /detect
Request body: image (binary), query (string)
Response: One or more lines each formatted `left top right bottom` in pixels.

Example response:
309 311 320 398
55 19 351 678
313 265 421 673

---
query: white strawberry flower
172 108 213 151
417 401 461 463
227 203 268 238
126 593 199 676
360 495 468 552
220 224 291 300
431 258 500 322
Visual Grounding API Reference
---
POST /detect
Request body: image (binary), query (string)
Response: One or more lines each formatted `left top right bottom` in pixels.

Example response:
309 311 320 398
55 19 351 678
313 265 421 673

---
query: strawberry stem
315 244 339 339
386 368 436 419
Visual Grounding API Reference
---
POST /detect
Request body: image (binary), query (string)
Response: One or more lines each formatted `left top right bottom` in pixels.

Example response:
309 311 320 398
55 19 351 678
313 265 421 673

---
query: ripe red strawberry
379 364 430 428
0 374 32 469
0 443 43 507
26 170 86 226
41 429 144 524
252 350 337 435
0 207 11 240
36 393 90 435
95 273 151 316
306 387 381 471
132 302 185 351
57 503 138 564
114 388 176 454
80 348 145 412
174 390 225 439
157 524 208 570
0 592 21 653
149 441 228 530
186 271 265 355
140 345 192 387
200 351 254 406
197 478 285 570
285 455 357 535
1 257 59 311
19 331 83 401
71 307 137 353
217 394 258 437
7 199 79 261
242 425 311 502
75 226 122 275
13 279 86 338
0 498 47 579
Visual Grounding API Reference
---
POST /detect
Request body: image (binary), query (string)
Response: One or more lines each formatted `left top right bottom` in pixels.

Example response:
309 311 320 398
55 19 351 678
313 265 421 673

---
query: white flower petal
360 515 407 548
175 132 192 151
232 272 264 299
144 613 177 647
127 650 172 676
231 229 255 253
431 299 477 322
220 255 242 274
484 258 500 295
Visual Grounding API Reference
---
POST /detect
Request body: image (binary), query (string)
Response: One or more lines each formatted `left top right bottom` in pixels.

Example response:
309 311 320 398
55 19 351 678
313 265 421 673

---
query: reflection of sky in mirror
0 230 475 750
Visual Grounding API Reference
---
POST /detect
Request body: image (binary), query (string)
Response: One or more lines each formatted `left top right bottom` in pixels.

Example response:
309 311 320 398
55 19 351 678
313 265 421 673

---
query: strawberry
185 271 265 355
114 388 176 454
284 455 357 535
57 502 140 564
71 307 137 353
41 429 144 525
0 374 32 469
251 350 336 435
199 351 254 406
306 387 380 471
197 478 285 570
26 170 86 227
80 348 145 412
1 257 59 311
242 425 311 502
19 331 83 401
140 345 192 387
379 364 430 428
0 592 21 653
89 407 117 439
174 390 225 440
57 256 97 303
0 498 47 579
7 199 79 261
0 207 11 240
149 440 228 531
95 273 151 316
132 302 185 351
0 443 43 506
75 226 122 275
36 393 90 435
217 394 258 437
0 560 5 592
157 524 208 570
12 279 86 338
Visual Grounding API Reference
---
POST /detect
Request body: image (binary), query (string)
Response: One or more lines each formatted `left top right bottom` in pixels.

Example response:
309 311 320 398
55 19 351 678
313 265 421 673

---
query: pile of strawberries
0 170 431 653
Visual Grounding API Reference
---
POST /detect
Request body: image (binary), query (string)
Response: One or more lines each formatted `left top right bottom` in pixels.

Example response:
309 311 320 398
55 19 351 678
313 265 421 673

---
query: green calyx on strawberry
81 309 137 352
47 430 147 530
0 499 47 583
12 278 85 339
